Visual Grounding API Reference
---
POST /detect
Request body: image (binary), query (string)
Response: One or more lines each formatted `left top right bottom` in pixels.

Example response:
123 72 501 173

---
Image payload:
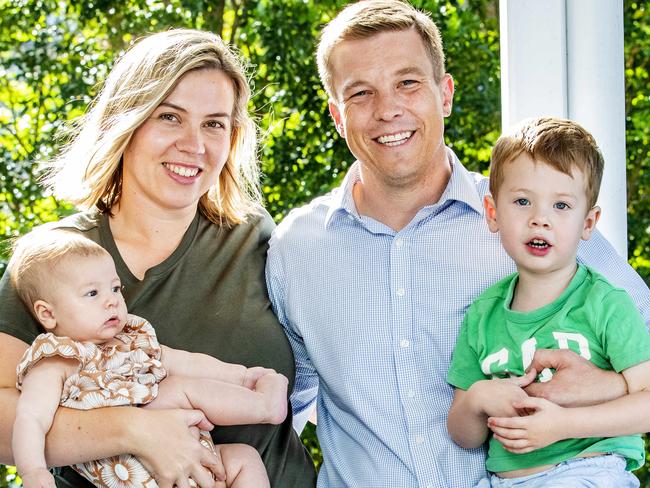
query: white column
499 0 628 256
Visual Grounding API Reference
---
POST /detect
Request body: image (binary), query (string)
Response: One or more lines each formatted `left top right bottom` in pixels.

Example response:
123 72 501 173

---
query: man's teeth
529 239 549 248
164 163 199 177
376 131 413 146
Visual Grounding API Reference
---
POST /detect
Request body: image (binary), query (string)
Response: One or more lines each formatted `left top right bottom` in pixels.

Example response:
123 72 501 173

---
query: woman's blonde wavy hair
46 29 260 226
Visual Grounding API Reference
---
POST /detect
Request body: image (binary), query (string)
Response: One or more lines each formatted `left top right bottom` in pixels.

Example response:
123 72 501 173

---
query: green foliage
0 0 649 486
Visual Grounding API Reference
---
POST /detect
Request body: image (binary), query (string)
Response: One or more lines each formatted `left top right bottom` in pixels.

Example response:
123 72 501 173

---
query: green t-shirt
447 264 650 473
0 209 316 488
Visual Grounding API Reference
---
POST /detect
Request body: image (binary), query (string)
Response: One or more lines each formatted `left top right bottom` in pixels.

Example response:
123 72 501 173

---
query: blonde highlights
46 29 260 226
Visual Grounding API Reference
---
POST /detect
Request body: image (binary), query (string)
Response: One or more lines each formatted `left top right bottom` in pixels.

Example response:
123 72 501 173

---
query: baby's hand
242 367 277 389
20 468 56 488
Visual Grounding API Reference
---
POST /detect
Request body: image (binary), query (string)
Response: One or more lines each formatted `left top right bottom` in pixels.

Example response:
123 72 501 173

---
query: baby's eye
514 198 530 206
85 290 98 297
112 285 123 294
554 202 570 210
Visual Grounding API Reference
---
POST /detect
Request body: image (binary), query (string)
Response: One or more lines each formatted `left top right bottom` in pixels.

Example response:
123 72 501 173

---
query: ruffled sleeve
16 333 86 390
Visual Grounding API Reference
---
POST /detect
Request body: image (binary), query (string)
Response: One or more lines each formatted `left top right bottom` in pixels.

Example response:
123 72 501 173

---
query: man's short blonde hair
317 0 445 100
9 228 109 313
489 117 604 209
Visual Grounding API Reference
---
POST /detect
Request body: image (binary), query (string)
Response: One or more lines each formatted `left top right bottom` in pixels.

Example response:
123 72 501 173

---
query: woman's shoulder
199 205 275 242
50 209 102 233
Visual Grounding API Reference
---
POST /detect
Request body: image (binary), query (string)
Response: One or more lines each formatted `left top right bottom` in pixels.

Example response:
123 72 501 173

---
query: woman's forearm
0 387 140 467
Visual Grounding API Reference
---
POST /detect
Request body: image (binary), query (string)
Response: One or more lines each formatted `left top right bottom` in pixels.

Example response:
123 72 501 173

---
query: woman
0 29 316 487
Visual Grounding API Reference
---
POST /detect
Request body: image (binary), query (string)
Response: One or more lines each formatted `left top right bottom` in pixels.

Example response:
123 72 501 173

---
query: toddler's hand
20 468 56 488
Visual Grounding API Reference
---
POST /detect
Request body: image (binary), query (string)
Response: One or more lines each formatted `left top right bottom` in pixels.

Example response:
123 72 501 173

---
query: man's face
327 28 454 190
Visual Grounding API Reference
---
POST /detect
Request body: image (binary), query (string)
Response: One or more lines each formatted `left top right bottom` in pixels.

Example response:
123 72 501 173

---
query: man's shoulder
272 189 340 240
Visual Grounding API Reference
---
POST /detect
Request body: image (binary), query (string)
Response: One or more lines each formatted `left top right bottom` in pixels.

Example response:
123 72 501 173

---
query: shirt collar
324 147 484 228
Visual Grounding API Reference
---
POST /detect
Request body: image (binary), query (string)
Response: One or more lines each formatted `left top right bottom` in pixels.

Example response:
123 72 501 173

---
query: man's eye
400 79 419 87
349 90 369 99
515 198 530 206
554 202 570 210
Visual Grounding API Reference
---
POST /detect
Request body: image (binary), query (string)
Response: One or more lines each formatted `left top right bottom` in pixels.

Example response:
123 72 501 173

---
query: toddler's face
485 154 599 278
44 253 128 344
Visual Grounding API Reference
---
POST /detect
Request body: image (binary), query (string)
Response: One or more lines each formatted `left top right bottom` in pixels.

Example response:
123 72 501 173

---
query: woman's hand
130 408 223 488
242 367 277 390
19 468 56 488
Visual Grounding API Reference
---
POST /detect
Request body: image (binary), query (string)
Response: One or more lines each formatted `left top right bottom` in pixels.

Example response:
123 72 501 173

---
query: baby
10 228 288 488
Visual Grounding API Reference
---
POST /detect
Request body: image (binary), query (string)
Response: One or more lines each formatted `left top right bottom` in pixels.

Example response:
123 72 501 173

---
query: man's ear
440 73 455 117
581 205 601 241
33 300 57 331
484 195 499 233
328 101 346 138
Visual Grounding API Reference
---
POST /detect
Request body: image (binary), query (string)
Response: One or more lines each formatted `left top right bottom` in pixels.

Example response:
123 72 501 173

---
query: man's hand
487 396 566 453
524 349 627 407
242 367 277 390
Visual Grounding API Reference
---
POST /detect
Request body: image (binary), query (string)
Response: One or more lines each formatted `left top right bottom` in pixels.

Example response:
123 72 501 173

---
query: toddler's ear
581 206 601 241
33 300 57 331
484 195 499 233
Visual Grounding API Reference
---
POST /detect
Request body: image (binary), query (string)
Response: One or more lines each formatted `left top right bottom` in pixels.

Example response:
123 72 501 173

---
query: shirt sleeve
266 230 319 434
599 288 650 372
447 309 487 390
578 229 650 329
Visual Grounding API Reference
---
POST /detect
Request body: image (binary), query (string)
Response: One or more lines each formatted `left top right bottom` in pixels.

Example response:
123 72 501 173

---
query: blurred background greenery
1 0 649 485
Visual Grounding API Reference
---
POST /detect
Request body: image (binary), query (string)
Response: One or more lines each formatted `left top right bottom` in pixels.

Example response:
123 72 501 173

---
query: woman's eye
159 113 178 122
205 120 224 129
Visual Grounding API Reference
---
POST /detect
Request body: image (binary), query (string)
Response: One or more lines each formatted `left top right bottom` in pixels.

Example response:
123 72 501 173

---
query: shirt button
395 238 403 248
396 287 405 297
415 435 425 444
407 389 416 398
400 339 410 348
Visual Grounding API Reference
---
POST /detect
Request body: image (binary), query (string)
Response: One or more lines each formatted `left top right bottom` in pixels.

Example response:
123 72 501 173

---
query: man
266 1 650 486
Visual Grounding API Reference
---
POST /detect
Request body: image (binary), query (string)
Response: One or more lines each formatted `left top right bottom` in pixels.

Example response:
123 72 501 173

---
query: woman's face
121 69 236 215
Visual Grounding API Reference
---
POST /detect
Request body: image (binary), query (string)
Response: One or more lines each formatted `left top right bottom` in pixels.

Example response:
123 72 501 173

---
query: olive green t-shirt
448 264 650 473
0 209 316 487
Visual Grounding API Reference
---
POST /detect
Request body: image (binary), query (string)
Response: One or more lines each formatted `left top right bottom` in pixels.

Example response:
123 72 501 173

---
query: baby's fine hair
489 117 604 208
9 228 109 311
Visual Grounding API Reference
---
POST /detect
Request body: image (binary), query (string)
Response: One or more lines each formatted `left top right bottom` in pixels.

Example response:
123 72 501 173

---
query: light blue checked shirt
266 148 650 488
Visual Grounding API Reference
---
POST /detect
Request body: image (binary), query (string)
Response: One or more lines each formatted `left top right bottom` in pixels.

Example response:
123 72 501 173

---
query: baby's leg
216 444 269 488
145 375 287 426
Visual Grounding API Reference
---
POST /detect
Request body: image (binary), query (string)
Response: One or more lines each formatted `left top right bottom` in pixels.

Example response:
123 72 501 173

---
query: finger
511 368 536 388
488 424 528 440
487 416 527 430
175 476 192 488
529 348 578 371
493 433 531 451
204 445 226 482
189 465 218 488
184 409 214 431
511 396 545 412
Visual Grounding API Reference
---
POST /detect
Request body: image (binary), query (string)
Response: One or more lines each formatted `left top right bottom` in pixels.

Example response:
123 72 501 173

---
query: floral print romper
16 315 217 488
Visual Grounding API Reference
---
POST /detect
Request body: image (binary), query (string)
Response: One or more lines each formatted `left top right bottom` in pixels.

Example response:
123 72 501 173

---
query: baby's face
46 253 128 344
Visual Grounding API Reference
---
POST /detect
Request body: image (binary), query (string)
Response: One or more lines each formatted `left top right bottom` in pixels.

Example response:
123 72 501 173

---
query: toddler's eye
554 202 570 210
515 198 530 206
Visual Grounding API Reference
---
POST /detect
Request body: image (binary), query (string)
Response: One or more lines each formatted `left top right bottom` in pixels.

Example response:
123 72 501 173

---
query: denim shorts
474 454 640 487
